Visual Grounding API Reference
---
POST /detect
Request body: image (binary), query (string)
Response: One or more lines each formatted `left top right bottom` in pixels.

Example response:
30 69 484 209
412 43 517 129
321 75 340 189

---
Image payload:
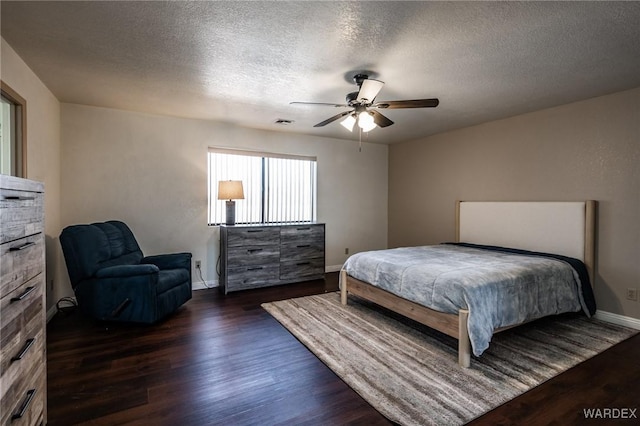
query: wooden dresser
0 175 46 425
220 223 325 294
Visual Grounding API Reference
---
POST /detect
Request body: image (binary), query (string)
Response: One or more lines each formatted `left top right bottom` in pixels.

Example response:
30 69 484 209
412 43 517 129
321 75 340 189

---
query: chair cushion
94 222 126 258
99 252 144 270
94 221 142 259
60 221 143 288
156 269 190 294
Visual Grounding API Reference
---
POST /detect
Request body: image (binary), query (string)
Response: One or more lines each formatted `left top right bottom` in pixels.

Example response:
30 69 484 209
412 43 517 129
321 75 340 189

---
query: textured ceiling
2 1 640 144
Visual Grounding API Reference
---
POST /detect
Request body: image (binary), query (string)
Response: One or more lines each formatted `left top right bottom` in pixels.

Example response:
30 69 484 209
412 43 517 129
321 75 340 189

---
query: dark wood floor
47 273 640 425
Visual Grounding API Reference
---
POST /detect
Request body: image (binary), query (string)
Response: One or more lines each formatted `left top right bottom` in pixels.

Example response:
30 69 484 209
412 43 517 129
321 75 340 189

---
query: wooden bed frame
340 201 596 367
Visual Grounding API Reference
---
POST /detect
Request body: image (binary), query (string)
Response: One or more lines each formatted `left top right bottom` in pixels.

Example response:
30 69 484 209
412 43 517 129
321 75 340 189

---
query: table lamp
218 180 244 225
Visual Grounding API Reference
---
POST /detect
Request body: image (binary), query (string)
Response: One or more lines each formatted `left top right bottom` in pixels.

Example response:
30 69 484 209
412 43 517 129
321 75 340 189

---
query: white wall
1 38 62 312
60 103 388 293
389 87 640 320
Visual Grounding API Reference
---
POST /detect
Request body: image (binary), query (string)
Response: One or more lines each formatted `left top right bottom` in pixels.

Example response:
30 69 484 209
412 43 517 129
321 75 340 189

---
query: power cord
56 297 78 316
196 263 215 289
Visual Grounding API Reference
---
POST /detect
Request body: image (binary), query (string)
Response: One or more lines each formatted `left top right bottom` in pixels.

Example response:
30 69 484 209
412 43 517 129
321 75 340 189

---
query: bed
340 201 596 367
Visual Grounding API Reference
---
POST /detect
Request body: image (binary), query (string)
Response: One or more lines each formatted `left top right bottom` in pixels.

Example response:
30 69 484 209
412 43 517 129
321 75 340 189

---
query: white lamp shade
340 114 356 132
358 111 377 132
218 180 244 200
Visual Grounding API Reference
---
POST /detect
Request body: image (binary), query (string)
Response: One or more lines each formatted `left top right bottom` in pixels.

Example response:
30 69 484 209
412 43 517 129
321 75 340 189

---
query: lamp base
225 200 236 225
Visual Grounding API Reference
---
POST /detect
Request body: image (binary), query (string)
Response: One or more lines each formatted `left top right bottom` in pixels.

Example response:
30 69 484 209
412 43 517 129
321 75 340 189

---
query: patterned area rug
262 292 636 426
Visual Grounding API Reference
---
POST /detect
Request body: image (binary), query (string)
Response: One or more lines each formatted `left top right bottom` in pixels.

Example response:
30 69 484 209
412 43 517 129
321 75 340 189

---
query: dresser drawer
280 258 325 281
1 275 44 381
226 265 280 290
280 241 324 262
0 275 45 423
280 224 324 243
0 189 44 245
0 358 45 426
0 327 44 399
226 227 280 247
0 234 44 299
227 245 280 266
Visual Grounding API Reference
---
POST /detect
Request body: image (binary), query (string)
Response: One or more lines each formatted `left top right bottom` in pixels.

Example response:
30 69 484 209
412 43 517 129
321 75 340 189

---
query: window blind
208 148 317 225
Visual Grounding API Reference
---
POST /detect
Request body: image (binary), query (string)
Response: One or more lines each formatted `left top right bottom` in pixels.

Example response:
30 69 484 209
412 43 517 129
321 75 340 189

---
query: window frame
1 81 27 178
208 147 317 226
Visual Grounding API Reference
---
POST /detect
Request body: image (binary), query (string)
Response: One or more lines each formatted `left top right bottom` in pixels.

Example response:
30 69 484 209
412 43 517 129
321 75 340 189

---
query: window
208 148 317 225
0 81 26 177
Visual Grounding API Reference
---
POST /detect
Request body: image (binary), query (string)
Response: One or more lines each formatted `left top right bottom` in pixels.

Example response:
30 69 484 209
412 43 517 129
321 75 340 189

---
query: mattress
342 243 594 356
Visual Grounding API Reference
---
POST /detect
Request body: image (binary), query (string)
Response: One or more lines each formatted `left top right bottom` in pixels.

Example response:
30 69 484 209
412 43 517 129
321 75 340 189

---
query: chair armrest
96 264 159 278
141 252 192 270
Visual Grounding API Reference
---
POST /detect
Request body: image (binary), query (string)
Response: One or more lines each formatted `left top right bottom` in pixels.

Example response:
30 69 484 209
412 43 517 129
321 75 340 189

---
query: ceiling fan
290 73 439 132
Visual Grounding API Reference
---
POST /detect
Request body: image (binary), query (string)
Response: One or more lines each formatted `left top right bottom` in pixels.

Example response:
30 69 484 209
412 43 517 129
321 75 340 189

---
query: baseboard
595 310 640 330
46 305 58 323
326 264 343 273
195 268 341 291
193 280 219 291
46 288 640 331
47 284 217 322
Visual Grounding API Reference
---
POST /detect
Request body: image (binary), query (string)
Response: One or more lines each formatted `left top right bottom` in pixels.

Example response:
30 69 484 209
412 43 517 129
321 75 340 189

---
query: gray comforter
342 244 589 356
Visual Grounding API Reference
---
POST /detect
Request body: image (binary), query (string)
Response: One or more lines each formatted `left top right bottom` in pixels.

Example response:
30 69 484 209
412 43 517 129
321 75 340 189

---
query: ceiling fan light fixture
358 111 377 132
340 114 356 132
291 73 439 135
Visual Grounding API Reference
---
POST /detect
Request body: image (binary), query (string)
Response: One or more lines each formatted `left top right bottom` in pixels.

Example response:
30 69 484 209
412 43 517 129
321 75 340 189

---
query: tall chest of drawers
220 223 325 294
0 175 46 426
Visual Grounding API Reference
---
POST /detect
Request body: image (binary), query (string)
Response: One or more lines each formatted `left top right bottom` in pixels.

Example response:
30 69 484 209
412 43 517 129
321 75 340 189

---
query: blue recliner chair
60 220 192 324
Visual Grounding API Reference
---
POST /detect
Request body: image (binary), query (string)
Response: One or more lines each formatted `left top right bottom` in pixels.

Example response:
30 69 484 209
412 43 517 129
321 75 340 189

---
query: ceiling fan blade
290 101 349 108
313 111 352 127
373 98 439 109
370 110 394 128
357 79 384 104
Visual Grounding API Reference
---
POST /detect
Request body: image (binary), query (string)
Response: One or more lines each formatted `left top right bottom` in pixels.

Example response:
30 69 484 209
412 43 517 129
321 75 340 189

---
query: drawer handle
247 230 264 233
247 267 264 271
10 286 35 303
11 389 36 421
296 227 311 231
247 248 263 253
296 262 311 266
11 338 35 362
3 195 35 201
296 244 310 248
9 241 36 251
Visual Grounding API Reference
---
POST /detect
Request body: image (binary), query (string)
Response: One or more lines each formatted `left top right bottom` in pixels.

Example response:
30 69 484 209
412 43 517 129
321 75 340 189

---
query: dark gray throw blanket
446 242 596 315
342 244 593 357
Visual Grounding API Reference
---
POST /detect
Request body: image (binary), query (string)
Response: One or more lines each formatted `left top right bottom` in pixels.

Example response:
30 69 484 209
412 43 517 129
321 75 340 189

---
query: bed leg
340 269 348 305
458 309 471 368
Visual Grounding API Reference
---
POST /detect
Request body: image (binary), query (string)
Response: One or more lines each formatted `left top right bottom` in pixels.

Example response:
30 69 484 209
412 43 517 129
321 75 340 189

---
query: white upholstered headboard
456 201 596 279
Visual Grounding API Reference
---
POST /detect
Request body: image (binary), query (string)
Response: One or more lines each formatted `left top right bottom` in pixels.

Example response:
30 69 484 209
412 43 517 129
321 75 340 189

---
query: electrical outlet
345 248 349 255
626 288 638 301
195 260 201 269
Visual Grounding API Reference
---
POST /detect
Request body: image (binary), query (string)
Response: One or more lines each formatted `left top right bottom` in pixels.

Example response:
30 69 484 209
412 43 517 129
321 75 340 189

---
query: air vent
274 119 294 125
